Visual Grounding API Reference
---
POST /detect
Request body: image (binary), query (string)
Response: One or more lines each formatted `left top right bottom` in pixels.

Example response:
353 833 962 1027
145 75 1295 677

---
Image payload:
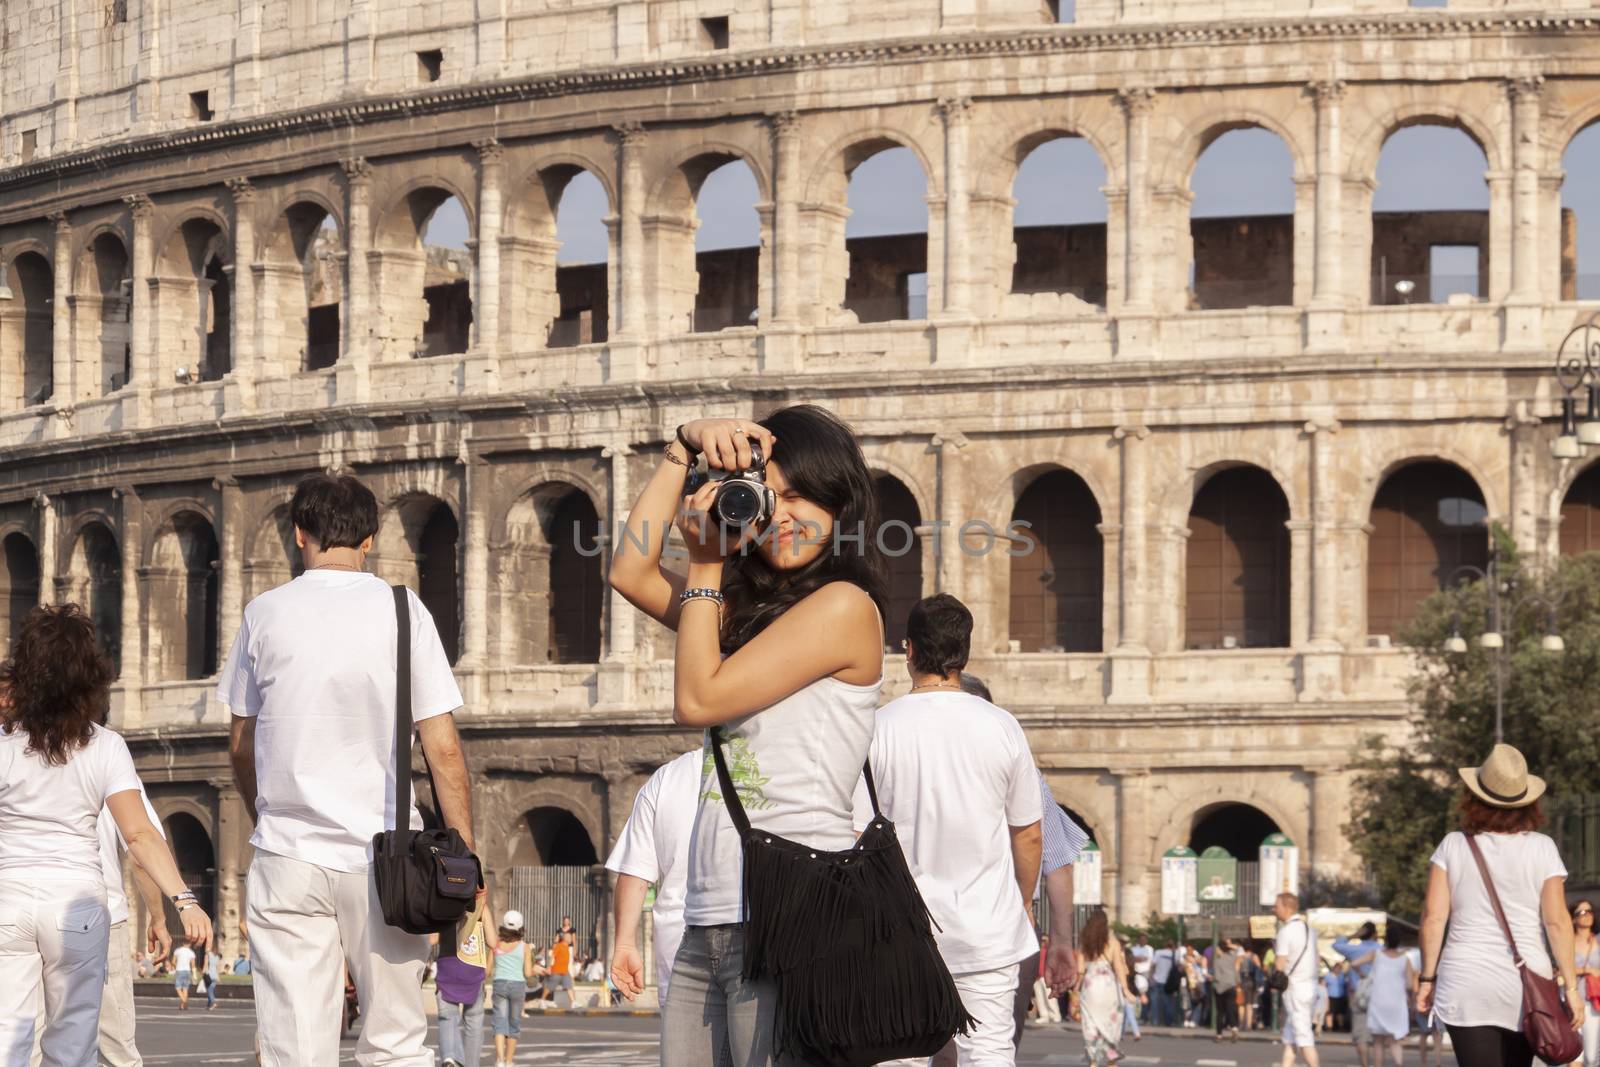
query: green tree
1347 531 1600 915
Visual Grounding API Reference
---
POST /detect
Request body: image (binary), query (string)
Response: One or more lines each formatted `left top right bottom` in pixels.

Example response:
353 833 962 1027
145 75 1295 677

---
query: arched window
262 205 341 373
66 523 122 676
149 512 219 680
1 532 40 655
76 233 131 395
690 159 761 332
874 476 923 651
807 142 930 324
163 813 217 923
1561 122 1600 300
1010 137 1108 308
546 170 610 348
1561 464 1600 555
547 489 602 664
1186 467 1290 650
1189 803 1281 858
372 189 473 359
1371 125 1490 305
1189 127 1296 309
1367 462 1488 638
3 252 54 407
1009 470 1103 653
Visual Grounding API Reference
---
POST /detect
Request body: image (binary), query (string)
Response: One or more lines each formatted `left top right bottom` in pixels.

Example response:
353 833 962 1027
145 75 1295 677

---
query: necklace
908 682 962 693
311 562 362 572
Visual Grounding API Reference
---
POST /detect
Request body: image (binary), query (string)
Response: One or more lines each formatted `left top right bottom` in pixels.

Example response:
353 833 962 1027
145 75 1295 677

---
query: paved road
130 998 1395 1066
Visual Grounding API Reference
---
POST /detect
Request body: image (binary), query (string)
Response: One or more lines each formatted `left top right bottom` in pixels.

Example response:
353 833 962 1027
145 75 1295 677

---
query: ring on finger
733 426 745 434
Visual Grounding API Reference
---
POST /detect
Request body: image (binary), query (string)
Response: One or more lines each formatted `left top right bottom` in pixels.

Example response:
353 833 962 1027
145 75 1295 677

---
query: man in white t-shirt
219 473 477 1067
1273 892 1320 1067
605 748 701 1010
853 594 1043 1067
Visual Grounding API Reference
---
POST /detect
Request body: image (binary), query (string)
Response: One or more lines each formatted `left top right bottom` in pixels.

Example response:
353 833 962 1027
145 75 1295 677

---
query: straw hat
1459 743 1546 809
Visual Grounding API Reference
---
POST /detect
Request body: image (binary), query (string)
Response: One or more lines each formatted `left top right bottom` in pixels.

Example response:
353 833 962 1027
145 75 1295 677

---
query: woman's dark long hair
1079 905 1110 961
718 404 889 654
0 604 113 765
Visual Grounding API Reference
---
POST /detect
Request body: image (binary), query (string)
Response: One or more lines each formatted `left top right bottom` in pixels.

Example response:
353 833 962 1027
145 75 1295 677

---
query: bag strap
393 585 412 834
1286 917 1312 977
709 725 883 836
1464 833 1526 968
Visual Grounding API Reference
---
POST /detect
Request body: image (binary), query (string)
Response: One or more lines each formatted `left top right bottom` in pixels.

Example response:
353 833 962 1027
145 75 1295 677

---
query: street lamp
1552 310 1600 458
1443 547 1567 745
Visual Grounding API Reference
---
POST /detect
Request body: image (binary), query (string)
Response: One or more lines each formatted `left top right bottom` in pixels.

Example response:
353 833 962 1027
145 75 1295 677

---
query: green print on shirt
700 736 774 812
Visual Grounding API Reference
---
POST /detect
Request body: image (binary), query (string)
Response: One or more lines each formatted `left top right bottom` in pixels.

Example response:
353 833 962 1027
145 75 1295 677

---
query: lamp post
1444 547 1566 744
1552 309 1600 458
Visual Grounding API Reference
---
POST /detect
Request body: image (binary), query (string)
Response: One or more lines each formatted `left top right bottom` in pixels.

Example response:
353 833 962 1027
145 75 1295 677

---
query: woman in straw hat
1415 744 1583 1067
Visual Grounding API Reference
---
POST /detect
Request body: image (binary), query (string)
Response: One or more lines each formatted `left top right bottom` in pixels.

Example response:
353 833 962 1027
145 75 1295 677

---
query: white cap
502 909 524 930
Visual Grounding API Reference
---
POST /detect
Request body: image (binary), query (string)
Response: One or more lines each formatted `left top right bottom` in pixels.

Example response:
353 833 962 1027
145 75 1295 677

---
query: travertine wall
6 3 1600 946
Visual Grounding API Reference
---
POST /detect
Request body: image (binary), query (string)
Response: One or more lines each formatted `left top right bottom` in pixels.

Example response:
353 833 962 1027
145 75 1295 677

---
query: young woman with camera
607 404 890 1066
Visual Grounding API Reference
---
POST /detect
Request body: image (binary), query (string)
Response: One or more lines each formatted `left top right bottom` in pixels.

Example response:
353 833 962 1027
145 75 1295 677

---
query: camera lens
715 482 763 527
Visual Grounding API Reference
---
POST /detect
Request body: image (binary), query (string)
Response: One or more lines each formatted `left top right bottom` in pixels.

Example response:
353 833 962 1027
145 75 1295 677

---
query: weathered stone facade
5 0 1600 955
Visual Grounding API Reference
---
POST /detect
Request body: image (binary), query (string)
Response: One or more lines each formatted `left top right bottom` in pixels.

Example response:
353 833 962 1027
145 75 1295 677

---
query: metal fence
504 866 607 958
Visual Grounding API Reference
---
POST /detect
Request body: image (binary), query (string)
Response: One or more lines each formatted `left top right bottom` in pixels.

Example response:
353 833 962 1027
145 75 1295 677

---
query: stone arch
73 230 132 397
498 481 604 666
0 532 40 655
651 148 765 334
245 503 303 600
153 215 232 383
64 520 122 676
482 777 607 874
371 183 475 361
259 199 343 374
1558 117 1600 301
1001 129 1112 311
372 492 460 664
2 251 54 408
1184 464 1291 651
510 806 600 867
160 808 218 923
1365 459 1489 641
804 128 940 204
1356 447 1503 528
1188 801 1283 859
1183 121 1300 309
1149 788 1303 864
1165 111 1313 190
872 473 924 651
1350 104 1504 184
1008 465 1104 654
146 509 220 680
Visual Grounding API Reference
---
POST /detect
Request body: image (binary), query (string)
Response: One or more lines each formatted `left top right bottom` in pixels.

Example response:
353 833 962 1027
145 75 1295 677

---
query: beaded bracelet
679 588 724 604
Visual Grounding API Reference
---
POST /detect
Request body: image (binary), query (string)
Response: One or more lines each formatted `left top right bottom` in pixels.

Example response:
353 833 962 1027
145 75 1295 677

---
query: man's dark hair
905 594 972 678
290 473 379 551
1354 921 1377 941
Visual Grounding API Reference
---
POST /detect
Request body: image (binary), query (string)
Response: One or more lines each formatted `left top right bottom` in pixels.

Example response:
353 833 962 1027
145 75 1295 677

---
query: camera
688 440 776 531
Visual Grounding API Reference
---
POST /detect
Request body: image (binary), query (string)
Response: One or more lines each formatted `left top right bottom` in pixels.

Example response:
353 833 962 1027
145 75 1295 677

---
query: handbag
371 586 483 937
709 725 974 1067
1352 971 1373 1012
1585 973 1600 1014
1463 834 1583 1065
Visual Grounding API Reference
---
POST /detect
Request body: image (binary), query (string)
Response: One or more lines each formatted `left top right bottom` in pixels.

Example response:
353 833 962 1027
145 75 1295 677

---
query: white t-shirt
216 571 464 873
1431 830 1566 1031
0 722 143 881
1274 916 1318 989
604 749 702 998
849 692 1043 974
684 667 882 926
98 789 166 925
173 945 196 974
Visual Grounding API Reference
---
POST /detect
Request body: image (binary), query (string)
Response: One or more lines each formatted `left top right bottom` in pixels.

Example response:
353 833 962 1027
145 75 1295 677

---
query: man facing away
1274 892 1321 1067
1331 921 1379 1067
856 594 1044 1067
219 473 477 1067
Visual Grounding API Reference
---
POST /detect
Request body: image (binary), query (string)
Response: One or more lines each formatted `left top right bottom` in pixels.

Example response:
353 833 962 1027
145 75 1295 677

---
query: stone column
117 486 144 718
1508 409 1543 562
460 453 490 677
1115 769 1152 923
938 96 972 315
218 478 244 662
1308 420 1341 647
471 139 504 383
615 122 647 341
1288 518 1312 649
1309 769 1349 877
602 443 637 662
1110 426 1151 703
35 493 56 606
338 158 373 404
226 178 257 407
1506 75 1545 350
50 212 71 407
769 112 801 326
1308 80 1347 350
124 196 153 393
932 432 970 604
1116 88 1156 358
213 781 248 961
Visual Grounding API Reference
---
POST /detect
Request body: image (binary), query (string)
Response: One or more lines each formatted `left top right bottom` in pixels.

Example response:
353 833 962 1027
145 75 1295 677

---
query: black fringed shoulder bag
710 725 975 1067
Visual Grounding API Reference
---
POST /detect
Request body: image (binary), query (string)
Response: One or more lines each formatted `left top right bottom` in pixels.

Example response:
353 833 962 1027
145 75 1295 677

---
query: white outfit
1275 916 1318 1048
603 749 701 1000
683 658 882 926
849 691 1043 1067
217 570 463 1067
97 791 163 1067
1365 950 1411 1041
1576 938 1600 1067
0 723 142 1067
1430 831 1566 1032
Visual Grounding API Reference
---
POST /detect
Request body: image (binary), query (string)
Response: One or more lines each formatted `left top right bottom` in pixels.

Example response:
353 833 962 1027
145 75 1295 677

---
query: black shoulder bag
1266 918 1309 994
371 585 483 936
710 725 974 1067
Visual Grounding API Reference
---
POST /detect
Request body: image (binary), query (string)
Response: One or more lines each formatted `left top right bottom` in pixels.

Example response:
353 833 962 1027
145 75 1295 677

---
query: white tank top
682 633 883 927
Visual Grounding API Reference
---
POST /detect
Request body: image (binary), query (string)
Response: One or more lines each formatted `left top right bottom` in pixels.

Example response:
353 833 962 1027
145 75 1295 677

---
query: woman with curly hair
608 405 889 1066
0 604 213 1065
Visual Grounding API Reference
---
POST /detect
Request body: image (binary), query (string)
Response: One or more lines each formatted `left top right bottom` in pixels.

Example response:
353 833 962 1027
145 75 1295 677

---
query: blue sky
421 123 1600 277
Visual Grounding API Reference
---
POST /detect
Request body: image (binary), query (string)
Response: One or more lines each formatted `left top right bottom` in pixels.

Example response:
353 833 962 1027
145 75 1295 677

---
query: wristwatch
1417 974 1436 984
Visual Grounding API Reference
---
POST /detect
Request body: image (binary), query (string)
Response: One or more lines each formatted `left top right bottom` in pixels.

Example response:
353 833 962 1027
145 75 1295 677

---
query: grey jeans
661 924 784 1067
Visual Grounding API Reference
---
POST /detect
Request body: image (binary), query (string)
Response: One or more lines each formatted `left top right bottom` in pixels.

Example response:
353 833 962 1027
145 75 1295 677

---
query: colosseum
4 0 1600 960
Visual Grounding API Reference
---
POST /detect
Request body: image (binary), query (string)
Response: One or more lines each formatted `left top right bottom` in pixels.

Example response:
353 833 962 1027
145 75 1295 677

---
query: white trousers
99 922 141 1067
1281 984 1317 1049
246 851 432 1067
0 878 110 1067
880 964 1021 1067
